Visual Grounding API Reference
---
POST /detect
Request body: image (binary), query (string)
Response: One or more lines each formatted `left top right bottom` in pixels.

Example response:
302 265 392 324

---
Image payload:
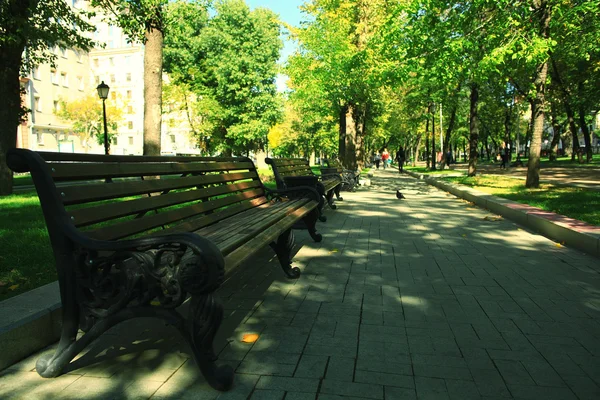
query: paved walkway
1 169 599 399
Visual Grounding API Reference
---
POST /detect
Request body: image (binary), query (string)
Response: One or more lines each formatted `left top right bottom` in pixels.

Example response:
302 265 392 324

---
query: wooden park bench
321 158 361 194
6 148 323 391
265 157 343 221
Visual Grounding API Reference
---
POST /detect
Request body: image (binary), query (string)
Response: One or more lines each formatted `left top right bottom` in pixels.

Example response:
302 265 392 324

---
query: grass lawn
0 192 55 301
439 175 600 226
13 173 33 187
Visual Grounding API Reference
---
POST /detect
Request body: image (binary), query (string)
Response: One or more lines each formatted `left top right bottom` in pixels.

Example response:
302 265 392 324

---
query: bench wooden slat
154 196 270 239
69 181 263 227
50 161 255 181
202 199 308 247
39 151 246 163
60 171 259 205
223 202 317 270
203 199 310 253
85 191 267 241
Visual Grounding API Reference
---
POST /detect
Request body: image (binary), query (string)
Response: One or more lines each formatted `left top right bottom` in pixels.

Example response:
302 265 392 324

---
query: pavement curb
0 282 62 371
406 170 600 259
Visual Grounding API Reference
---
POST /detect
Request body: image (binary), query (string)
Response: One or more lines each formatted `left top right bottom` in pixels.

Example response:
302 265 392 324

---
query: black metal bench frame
6 149 323 391
265 157 343 221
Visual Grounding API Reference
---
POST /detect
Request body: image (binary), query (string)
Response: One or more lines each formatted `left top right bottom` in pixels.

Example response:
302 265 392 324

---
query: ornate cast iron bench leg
270 228 301 278
334 184 343 201
186 294 234 391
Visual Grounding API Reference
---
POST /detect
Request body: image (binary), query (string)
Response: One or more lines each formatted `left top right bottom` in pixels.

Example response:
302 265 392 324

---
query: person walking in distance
396 146 406 172
374 151 381 169
381 148 390 169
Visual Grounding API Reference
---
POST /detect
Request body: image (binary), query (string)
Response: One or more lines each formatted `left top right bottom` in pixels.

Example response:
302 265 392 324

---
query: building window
170 135 176 144
32 67 40 80
128 136 134 146
60 72 68 87
75 50 83 62
60 47 67 58
34 96 41 112
109 57 114 66
50 69 58 85
77 76 84 91
53 100 59 113
112 136 118 145
126 73 131 82
127 105 133 114
109 25 114 36
95 75 100 85
110 74 115 84
108 40 114 49
126 90 132 99
93 58 99 68
128 121 133 130
37 132 44 145
110 91 116 101
124 56 131 65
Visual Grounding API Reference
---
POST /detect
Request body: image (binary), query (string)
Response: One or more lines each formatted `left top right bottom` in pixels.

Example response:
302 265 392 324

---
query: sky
245 0 306 91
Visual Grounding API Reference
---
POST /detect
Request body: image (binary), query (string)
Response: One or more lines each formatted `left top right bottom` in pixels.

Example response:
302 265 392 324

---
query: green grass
0 192 55 301
440 175 600 226
13 173 33 187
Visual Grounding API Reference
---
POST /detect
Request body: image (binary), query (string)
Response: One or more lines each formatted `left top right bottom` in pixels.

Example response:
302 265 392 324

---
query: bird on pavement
396 190 405 199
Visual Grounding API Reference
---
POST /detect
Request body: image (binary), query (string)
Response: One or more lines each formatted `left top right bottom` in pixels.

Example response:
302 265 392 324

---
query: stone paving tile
319 379 384 399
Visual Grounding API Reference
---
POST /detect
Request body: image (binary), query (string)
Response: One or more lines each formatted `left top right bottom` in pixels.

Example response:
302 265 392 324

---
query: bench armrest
61 223 225 301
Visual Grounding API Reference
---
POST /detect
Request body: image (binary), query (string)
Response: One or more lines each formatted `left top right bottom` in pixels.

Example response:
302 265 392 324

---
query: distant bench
7 149 323 391
321 158 360 193
265 157 343 221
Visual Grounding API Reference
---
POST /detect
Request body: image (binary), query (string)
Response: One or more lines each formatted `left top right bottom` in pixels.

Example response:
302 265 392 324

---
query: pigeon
396 190 405 199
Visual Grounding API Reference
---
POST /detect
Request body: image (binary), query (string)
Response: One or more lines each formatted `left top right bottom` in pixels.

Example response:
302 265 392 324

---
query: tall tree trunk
431 105 436 170
550 56 580 161
343 103 358 170
468 83 479 176
504 108 511 163
143 27 163 156
425 116 430 169
526 0 551 188
578 104 592 162
549 101 561 161
339 104 347 163
413 134 422 167
440 103 457 169
0 0 30 196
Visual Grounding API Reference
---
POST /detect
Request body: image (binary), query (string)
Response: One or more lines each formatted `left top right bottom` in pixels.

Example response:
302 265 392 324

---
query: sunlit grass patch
441 175 600 226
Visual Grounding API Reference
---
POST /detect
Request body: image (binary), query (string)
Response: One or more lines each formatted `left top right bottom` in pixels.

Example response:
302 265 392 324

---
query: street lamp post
96 81 110 155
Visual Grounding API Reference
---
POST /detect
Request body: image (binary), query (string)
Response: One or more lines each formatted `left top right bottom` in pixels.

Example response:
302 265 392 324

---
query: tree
55 95 124 151
287 0 390 170
0 0 95 195
92 0 168 156
200 0 283 155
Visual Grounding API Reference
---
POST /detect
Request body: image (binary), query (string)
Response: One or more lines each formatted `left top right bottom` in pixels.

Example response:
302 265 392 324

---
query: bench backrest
7 149 268 244
265 158 315 189
321 158 344 174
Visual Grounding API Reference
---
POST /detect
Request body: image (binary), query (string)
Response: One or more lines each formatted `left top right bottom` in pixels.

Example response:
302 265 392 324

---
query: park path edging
406 170 600 258
0 282 62 371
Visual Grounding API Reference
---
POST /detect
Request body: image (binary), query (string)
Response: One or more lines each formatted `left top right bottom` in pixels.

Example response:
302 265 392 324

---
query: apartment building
19 0 199 155
23 45 93 153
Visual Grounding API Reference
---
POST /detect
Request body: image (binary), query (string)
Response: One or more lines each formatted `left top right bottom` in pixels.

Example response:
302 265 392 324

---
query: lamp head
96 81 110 100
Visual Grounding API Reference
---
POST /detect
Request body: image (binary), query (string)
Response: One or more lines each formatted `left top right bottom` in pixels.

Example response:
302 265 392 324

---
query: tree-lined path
1 170 599 399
